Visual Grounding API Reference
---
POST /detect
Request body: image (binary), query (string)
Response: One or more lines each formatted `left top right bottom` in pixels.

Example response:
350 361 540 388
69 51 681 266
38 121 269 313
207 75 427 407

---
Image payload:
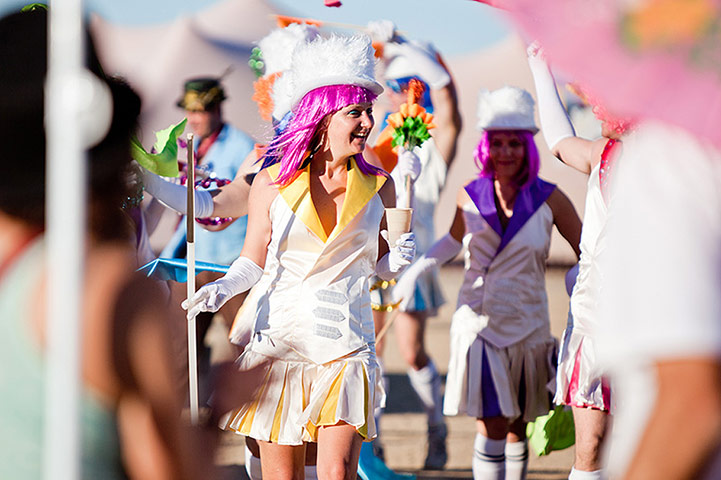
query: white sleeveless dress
221 159 386 445
443 185 557 422
555 162 611 410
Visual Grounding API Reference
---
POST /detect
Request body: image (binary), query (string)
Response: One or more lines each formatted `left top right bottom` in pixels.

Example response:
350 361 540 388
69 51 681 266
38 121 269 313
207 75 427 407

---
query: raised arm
527 43 601 174
428 62 462 166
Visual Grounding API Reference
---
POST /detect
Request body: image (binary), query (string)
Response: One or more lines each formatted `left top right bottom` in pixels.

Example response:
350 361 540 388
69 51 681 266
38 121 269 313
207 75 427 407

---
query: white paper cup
385 207 413 245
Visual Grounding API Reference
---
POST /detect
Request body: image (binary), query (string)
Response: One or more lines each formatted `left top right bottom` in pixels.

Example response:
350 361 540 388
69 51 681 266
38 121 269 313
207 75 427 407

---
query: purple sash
464 177 556 256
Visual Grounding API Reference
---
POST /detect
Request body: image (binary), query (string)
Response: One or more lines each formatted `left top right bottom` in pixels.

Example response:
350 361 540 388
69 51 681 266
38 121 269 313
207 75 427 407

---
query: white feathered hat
258 23 320 77
285 34 384 108
271 72 293 121
476 86 538 133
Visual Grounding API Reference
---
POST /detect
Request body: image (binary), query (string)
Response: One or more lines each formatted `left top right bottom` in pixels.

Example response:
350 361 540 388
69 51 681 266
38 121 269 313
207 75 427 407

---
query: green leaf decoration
391 116 432 150
21 3 47 11
130 118 186 177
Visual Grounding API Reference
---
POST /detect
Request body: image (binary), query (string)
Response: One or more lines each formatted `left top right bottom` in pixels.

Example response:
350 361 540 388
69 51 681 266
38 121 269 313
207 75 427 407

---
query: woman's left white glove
397 146 422 182
141 167 215 218
376 231 416 281
182 256 263 318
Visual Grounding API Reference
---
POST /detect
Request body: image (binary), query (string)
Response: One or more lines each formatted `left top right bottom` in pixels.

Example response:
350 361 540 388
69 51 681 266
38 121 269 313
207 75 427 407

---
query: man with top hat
160 76 256 399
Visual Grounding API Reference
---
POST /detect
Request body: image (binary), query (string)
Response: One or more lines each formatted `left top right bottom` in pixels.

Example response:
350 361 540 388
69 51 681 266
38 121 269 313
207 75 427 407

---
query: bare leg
506 418 528 480
372 309 387 358
393 310 429 370
316 422 363 480
258 440 305 480
572 407 608 471
474 417 509 479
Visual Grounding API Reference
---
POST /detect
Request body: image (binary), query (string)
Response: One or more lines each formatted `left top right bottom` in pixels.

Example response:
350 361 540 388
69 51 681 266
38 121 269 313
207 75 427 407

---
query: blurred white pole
44 0 85 478
186 133 199 425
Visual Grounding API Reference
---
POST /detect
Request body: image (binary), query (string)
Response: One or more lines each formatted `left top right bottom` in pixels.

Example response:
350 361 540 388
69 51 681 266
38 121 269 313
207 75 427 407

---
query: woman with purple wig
184 34 416 479
395 86 581 480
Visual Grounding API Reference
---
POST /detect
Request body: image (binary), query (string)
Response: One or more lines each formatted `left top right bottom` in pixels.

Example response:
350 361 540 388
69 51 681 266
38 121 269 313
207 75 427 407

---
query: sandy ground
211 264 576 479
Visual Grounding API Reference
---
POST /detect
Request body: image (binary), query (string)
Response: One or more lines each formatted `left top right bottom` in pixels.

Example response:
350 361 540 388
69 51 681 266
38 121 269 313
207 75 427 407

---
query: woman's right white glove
140 167 215 218
527 42 576 151
396 146 422 182
392 233 462 310
182 256 263 318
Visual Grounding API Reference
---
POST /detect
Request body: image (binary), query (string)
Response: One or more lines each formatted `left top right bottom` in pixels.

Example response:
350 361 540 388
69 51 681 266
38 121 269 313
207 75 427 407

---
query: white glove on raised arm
367 19 396 44
141 168 214 218
527 42 576 151
376 231 416 281
392 233 462 310
383 40 451 90
182 256 263 318
396 146 422 182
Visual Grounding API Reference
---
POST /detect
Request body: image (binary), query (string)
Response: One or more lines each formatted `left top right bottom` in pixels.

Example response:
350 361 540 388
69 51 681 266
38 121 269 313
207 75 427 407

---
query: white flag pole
186 133 199 425
44 1 85 478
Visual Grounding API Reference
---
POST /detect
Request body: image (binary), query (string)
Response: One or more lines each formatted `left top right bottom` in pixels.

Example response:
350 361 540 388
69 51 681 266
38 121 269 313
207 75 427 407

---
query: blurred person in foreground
597 120 721 479
527 42 633 480
396 86 581 479
0 8 225 479
366 19 462 470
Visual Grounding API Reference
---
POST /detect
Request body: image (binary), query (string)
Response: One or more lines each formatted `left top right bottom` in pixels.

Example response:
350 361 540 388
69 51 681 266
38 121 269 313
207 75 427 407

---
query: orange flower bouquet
386 78 436 150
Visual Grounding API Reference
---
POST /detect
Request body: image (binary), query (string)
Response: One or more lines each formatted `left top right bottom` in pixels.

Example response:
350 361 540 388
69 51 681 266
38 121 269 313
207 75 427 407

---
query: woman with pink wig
395 86 581 480
184 34 416 479
527 43 633 480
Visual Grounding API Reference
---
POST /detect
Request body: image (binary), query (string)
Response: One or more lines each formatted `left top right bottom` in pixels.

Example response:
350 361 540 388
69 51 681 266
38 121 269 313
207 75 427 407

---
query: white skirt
555 324 611 411
219 336 385 445
444 308 557 422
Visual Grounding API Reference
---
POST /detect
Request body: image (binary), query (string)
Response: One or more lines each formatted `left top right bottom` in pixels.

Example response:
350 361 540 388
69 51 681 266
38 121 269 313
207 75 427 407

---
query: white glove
391 233 462 309
140 167 215 218
565 263 580 296
182 256 263 318
367 19 396 43
396 146 422 182
376 231 416 281
383 40 451 90
527 41 576 151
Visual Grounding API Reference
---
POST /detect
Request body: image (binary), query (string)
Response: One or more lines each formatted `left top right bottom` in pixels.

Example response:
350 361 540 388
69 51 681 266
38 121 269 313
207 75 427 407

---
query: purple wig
261 84 386 186
473 130 540 189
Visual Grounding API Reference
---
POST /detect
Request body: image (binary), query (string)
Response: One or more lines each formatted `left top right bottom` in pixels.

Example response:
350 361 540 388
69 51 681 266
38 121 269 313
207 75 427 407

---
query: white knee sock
304 464 318 480
568 467 603 479
472 433 505 480
407 360 444 426
505 440 529 480
245 446 263 480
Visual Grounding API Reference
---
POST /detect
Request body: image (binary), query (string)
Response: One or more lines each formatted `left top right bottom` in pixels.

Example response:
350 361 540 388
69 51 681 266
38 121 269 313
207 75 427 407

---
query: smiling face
325 102 375 160
488 131 527 182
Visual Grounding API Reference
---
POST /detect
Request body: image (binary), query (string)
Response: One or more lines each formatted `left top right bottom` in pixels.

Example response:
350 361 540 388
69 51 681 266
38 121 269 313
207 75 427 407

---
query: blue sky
0 0 512 55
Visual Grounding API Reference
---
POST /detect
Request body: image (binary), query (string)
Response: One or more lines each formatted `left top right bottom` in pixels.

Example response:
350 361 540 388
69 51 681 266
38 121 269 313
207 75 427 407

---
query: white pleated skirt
444 309 557 422
555 325 611 411
219 336 385 445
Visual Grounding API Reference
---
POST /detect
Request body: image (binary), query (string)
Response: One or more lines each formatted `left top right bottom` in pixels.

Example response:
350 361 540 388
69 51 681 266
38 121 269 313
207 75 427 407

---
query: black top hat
176 77 227 110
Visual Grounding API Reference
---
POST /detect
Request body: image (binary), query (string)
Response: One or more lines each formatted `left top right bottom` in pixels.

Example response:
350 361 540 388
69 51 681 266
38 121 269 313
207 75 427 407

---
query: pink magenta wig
261 84 386 185
474 130 540 188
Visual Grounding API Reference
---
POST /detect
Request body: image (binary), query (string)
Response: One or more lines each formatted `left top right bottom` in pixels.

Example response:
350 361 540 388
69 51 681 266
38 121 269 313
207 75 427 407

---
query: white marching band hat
284 34 384 109
476 85 539 133
258 23 320 78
